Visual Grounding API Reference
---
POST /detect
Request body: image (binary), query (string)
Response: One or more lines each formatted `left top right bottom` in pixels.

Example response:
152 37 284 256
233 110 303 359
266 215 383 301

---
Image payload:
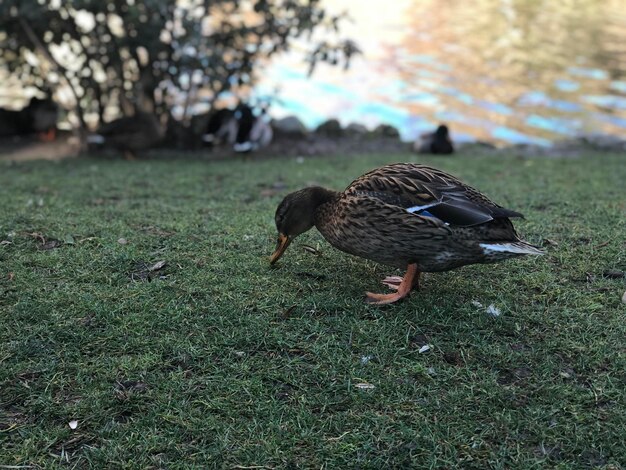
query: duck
88 111 164 159
270 163 543 305
233 104 273 153
202 108 237 146
415 124 454 155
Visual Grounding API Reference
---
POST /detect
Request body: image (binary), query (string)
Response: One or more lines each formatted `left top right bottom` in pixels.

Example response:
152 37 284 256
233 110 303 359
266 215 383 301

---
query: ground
0 151 624 468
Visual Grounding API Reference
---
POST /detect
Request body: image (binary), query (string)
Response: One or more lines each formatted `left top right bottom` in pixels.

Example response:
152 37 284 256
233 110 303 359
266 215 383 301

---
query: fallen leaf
301 244 319 255
354 382 375 390
7 272 14 281
543 238 559 247
115 380 148 393
148 260 167 272
408 334 429 349
280 305 297 319
443 351 463 366
27 232 46 244
603 269 625 279
39 239 62 250
68 420 78 430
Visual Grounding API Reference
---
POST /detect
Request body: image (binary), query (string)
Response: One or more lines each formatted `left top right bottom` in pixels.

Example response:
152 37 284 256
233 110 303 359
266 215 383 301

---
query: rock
550 134 626 154
372 124 400 138
271 116 307 136
581 134 626 151
345 123 368 135
315 119 343 137
456 140 498 152
508 143 551 158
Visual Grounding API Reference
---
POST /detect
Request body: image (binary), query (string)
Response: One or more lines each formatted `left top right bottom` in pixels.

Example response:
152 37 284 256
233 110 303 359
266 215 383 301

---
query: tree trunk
18 17 88 134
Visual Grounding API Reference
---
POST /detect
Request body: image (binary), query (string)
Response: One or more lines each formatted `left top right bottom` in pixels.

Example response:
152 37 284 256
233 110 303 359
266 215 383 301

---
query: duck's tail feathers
480 241 545 256
87 134 105 144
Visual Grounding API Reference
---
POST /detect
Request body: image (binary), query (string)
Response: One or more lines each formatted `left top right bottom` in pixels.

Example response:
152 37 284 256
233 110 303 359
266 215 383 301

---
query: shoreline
1 128 624 163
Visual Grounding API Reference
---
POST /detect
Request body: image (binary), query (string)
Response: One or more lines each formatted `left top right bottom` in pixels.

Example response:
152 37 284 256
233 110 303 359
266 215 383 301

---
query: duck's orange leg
366 263 420 305
381 272 421 291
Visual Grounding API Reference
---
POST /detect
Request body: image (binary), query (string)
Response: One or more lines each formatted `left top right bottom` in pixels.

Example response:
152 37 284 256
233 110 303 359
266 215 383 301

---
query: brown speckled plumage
270 163 543 304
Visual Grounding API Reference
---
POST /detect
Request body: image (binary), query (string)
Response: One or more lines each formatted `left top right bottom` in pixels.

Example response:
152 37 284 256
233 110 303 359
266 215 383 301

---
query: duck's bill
270 233 291 265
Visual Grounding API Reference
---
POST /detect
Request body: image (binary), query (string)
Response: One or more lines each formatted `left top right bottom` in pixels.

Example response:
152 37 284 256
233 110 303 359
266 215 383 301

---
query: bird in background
233 104 273 153
270 162 543 304
415 124 454 155
202 108 238 146
203 103 273 153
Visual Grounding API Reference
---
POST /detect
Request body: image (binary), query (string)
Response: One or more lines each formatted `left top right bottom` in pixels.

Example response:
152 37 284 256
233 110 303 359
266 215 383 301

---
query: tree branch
18 16 87 132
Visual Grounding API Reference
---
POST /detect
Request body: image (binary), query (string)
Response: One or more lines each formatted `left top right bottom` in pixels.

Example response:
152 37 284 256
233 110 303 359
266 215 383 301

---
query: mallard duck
415 124 454 155
88 111 164 159
270 163 543 304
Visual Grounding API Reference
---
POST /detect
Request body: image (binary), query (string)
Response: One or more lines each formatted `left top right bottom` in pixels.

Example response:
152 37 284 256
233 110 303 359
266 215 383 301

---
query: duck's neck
308 186 340 210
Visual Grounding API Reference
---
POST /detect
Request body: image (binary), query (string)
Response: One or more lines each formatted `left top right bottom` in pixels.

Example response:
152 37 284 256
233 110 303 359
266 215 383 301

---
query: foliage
0 152 624 467
0 0 358 128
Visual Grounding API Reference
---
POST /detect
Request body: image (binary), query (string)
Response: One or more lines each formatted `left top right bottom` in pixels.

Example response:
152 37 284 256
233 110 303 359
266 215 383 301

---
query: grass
0 151 624 469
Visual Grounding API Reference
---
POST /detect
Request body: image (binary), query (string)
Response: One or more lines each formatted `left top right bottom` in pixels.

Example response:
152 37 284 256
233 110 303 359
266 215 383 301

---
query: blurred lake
258 0 626 145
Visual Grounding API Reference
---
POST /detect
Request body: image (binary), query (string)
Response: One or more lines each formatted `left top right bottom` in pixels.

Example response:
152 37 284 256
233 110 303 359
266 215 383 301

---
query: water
258 0 626 145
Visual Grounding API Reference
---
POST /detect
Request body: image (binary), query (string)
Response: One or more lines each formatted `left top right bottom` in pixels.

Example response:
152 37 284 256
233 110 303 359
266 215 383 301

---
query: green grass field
1 152 624 468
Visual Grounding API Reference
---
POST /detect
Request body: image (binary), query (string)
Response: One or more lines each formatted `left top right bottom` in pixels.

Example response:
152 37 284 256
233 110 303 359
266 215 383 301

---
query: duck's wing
345 163 523 227
97 116 139 136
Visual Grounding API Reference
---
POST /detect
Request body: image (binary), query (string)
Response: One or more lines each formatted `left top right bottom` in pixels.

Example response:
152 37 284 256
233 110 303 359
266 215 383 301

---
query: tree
0 0 358 132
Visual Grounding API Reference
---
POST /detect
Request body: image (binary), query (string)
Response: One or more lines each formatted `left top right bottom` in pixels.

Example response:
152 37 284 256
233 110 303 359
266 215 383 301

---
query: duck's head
435 124 449 138
270 186 336 264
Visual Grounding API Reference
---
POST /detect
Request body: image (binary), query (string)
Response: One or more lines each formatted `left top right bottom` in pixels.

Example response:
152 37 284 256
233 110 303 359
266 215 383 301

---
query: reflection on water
259 0 626 145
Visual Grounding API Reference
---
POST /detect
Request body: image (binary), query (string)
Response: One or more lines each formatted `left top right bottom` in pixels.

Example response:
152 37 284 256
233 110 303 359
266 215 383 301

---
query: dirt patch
0 133 81 162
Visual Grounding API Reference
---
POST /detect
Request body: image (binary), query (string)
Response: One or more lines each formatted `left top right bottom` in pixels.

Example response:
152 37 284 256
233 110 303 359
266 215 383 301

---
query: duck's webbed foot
366 264 420 305
381 276 404 291
381 270 421 291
